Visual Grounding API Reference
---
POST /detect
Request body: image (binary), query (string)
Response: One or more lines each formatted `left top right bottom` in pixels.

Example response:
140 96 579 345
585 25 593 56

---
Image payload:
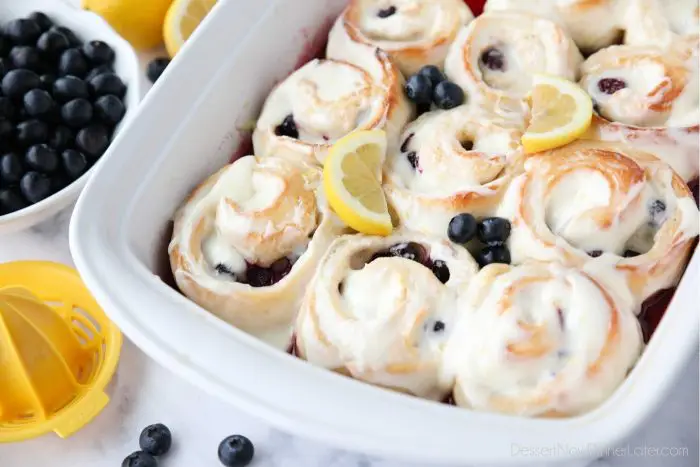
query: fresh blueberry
61 98 92 128
28 12 53 32
433 81 464 109
0 152 24 184
417 65 446 89
0 96 16 120
25 144 58 173
52 75 89 102
270 257 293 282
94 94 125 126
75 124 110 158
598 78 626 95
85 64 113 82
23 89 54 117
39 73 56 91
388 242 427 263
477 217 511 245
146 57 170 83
4 19 42 46
57 48 88 77
121 451 158 467
447 213 477 244
406 151 418 169
15 119 49 146
377 6 397 18
52 26 80 47
9 46 42 72
431 260 450 284
587 250 604 258
88 72 126 98
48 125 74 149
0 57 11 79
36 30 70 58
2 69 40 99
274 114 298 138
432 320 446 332
476 245 511 267
404 73 432 105
246 265 273 287
0 119 14 142
139 423 172 457
82 40 115 66
19 171 51 203
0 188 28 214
480 47 505 71
60 149 88 180
218 435 255 467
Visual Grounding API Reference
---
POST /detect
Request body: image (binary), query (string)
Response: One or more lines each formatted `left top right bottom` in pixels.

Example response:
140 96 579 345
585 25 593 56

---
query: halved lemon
522 74 593 154
323 130 392 236
163 0 217 57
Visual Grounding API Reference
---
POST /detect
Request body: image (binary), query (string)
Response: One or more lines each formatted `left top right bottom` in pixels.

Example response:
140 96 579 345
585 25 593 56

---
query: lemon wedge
82 0 171 50
164 0 217 57
522 74 593 154
323 130 392 236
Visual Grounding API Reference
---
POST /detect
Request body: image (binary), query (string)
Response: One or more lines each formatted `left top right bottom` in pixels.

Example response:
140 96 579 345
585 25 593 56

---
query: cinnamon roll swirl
383 106 524 237
445 262 643 417
624 0 699 51
327 0 474 76
296 232 479 400
253 46 411 167
169 156 344 349
444 12 583 115
498 140 699 305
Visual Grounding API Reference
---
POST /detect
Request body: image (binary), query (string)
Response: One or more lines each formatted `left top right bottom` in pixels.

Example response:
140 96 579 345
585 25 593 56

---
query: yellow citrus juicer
0 261 122 442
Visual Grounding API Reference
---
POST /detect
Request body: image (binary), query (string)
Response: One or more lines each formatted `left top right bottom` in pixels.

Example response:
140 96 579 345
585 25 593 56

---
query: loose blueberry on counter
57 48 88 77
4 19 42 46
0 58 11 80
2 69 41 99
88 72 126 98
377 5 397 18
94 94 125 126
0 188 28 215
48 125 74 149
448 213 477 244
1 152 24 184
39 73 56 91
36 30 70 58
28 12 53 32
431 260 450 284
476 245 511 268
61 98 93 128
480 47 505 71
52 75 89 102
405 73 433 106
23 89 54 117
477 217 511 245
218 435 255 467
597 78 626 95
417 65 446 89
25 144 58 173
75 124 110 158
146 57 170 83
15 119 49 146
121 451 158 467
389 242 428 262
51 26 81 47
433 81 464 110
84 64 113 82
274 114 299 138
0 97 16 120
19 171 51 203
9 46 42 72
82 40 115 66
139 423 172 456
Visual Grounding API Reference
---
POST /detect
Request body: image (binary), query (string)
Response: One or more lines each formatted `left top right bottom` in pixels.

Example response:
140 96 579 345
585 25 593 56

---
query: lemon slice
164 0 218 57
522 74 593 154
323 130 392 236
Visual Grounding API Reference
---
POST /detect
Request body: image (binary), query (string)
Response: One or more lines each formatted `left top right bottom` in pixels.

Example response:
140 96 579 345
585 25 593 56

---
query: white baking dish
68 0 700 465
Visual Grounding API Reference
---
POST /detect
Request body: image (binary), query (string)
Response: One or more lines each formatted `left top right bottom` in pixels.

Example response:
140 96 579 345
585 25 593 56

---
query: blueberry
139 423 172 456
0 57 11 79
388 242 427 263
28 12 53 32
52 75 89 102
433 81 464 109
406 151 418 169
88 72 125 98
246 265 272 287
377 6 397 18
2 69 40 99
461 140 474 151
218 435 255 467
15 119 49 146
0 119 13 142
431 259 450 283
23 89 54 117
146 57 170 83
0 188 28 214
270 257 293 282
417 65 446 89
61 98 92 128
36 30 70 58
82 40 115 66
0 36 11 57
433 320 446 332
50 26 81 47
121 451 158 467
476 245 511 267
598 78 626 95
49 125 74 150
39 73 56 91
480 47 505 71
274 114 298 138
58 49 88 77
94 94 125 126
447 213 477 244
623 249 641 258
477 217 511 245
404 73 432 105
587 250 603 258
0 152 24 184
0 96 16 119
19 171 51 204
85 64 113 82
75 124 110 158
4 19 42 46
25 144 58 173
9 46 43 72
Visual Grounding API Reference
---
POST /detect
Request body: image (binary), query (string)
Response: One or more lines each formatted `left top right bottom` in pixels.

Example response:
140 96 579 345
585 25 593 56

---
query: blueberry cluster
368 241 450 284
447 213 512 267
0 11 127 216
404 65 465 113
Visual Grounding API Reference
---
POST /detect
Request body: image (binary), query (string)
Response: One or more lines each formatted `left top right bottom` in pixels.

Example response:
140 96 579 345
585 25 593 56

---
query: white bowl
69 0 700 465
0 0 141 234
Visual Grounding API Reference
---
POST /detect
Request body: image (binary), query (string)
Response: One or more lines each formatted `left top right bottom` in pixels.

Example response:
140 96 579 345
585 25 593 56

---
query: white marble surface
1 3 699 467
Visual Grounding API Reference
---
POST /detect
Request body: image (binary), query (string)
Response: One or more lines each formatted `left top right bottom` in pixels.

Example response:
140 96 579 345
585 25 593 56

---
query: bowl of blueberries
0 0 140 233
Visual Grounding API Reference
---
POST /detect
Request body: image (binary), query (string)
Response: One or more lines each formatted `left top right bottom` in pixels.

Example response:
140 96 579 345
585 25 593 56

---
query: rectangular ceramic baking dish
68 0 699 465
